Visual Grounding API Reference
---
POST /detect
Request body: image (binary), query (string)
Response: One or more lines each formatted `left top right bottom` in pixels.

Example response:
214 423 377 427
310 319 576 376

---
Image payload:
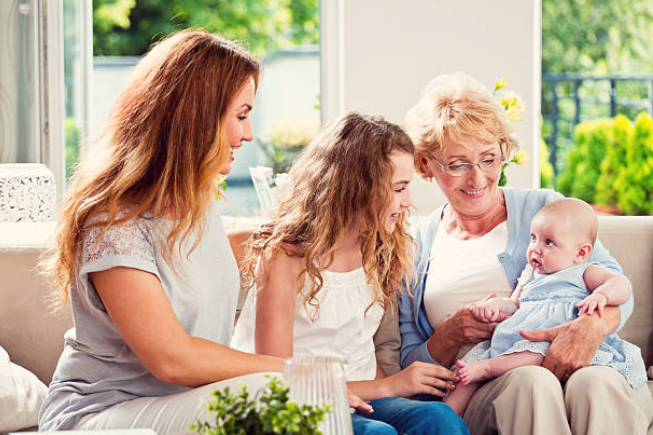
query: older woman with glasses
398 72 652 435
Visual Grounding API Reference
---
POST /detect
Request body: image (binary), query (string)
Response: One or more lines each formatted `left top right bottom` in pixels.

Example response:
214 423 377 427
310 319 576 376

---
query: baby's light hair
537 198 598 246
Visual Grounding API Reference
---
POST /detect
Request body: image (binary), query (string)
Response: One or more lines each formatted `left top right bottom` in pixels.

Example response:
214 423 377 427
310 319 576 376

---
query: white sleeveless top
423 221 513 360
232 267 384 381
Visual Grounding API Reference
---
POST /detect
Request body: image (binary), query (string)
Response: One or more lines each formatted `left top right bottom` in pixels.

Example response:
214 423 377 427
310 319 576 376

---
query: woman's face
425 138 502 218
384 151 415 232
220 78 256 175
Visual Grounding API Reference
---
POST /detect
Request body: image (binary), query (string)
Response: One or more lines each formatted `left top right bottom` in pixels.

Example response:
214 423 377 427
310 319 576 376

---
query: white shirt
423 220 513 359
232 267 384 382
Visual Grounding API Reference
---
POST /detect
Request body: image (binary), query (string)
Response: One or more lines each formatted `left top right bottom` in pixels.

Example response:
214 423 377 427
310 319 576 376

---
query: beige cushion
0 249 72 386
599 216 653 368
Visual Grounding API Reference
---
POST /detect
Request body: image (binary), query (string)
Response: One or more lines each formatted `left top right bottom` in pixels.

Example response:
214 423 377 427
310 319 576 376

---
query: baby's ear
575 242 593 263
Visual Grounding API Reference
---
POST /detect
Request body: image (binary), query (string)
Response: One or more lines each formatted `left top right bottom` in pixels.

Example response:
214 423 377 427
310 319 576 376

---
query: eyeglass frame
427 152 505 177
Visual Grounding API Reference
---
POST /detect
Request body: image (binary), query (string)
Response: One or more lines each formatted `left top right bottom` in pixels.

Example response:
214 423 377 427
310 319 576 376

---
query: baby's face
527 213 582 274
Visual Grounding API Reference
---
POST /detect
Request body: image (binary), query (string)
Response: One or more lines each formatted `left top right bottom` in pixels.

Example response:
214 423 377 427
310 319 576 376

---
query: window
89 1 321 217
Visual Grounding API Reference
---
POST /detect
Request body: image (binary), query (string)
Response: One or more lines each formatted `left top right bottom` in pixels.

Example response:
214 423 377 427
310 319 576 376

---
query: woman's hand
381 361 459 398
427 307 500 367
519 307 618 381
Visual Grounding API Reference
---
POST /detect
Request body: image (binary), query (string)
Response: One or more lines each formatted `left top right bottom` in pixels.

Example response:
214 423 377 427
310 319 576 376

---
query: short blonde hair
405 72 519 176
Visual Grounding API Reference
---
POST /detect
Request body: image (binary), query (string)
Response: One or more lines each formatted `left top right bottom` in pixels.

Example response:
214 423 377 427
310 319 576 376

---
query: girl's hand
576 293 608 317
382 361 459 398
347 390 373 413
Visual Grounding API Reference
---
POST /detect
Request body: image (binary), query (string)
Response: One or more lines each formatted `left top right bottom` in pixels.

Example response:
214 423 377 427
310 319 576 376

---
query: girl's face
220 78 256 175
385 151 415 232
423 137 502 219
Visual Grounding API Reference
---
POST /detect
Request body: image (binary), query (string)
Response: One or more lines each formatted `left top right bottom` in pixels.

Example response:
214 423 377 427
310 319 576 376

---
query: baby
444 198 647 415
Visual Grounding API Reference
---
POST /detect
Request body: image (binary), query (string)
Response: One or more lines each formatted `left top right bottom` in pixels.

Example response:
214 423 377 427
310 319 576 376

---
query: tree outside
92 0 318 57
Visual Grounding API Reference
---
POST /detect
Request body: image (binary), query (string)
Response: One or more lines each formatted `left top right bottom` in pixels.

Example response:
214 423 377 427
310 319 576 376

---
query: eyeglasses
429 153 503 177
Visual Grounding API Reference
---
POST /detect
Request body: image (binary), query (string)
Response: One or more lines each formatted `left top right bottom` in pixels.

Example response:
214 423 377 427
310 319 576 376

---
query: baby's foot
456 360 485 385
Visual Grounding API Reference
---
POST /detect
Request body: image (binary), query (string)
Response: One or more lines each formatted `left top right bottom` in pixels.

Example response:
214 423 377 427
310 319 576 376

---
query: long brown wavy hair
42 30 260 308
241 112 415 318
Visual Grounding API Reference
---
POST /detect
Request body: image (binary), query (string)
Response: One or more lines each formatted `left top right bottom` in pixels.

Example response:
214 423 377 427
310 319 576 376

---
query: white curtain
0 0 41 164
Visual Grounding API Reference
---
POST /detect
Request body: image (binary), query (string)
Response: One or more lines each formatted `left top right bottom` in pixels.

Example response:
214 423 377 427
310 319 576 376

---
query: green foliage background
556 114 653 215
92 0 318 57
542 0 653 74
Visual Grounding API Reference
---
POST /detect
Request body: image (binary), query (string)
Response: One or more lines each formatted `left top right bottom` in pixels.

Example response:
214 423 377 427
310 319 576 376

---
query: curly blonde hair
41 30 260 309
241 112 415 318
405 72 520 177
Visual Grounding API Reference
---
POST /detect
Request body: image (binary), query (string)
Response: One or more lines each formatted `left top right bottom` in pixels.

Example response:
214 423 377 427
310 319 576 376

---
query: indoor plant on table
262 118 319 174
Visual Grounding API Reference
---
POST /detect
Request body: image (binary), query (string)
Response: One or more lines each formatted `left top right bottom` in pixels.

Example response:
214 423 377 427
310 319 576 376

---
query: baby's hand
469 299 503 323
576 293 608 317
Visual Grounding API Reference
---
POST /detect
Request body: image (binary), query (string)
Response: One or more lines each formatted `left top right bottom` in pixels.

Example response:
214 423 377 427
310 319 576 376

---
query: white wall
323 0 542 214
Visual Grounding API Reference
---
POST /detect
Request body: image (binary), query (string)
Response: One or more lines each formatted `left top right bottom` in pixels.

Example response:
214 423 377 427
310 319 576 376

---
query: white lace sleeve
80 217 157 276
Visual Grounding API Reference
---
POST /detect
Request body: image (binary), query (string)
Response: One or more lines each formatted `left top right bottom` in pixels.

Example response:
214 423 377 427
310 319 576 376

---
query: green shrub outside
595 115 632 206
553 112 653 215
540 139 555 189
556 120 610 202
616 113 653 215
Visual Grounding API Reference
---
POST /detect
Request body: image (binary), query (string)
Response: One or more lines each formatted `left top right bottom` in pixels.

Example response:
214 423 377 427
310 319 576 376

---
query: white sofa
1 216 652 433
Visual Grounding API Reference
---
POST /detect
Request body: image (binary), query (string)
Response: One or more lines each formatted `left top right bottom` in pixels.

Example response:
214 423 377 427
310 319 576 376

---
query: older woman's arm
520 307 619 381
426 308 498 367
399 291 497 368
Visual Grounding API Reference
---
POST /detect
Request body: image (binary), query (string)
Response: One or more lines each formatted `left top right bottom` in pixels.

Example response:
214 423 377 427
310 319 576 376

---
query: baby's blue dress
463 263 647 389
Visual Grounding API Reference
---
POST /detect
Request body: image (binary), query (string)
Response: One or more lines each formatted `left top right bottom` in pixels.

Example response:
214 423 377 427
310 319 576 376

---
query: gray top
38 205 239 431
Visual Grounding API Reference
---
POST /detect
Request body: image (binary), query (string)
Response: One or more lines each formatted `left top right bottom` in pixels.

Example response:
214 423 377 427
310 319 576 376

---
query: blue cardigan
398 187 632 368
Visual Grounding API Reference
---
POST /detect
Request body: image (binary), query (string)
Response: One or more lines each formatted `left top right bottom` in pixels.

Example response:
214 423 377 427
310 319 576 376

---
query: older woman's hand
520 306 619 381
427 307 500 367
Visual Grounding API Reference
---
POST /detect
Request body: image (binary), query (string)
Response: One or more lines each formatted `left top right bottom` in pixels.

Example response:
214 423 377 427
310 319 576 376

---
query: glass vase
283 356 354 435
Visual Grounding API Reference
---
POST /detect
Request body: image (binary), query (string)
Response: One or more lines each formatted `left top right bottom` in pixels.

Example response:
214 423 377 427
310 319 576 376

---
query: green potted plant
263 119 319 174
191 376 332 435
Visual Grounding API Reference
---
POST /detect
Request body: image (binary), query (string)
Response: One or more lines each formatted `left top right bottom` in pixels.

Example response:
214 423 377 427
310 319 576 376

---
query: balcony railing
541 75 653 174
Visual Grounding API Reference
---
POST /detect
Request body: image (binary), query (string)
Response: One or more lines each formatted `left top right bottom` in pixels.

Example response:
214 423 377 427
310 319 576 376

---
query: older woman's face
428 138 502 218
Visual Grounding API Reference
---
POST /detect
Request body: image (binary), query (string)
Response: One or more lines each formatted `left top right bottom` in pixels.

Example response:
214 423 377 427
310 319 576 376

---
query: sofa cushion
598 216 653 367
0 345 48 432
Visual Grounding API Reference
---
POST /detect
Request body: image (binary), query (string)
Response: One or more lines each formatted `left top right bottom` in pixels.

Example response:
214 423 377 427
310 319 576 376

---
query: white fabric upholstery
0 216 651 432
0 345 48 432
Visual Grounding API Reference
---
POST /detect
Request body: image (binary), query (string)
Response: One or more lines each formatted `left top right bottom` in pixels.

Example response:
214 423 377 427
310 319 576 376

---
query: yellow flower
495 77 508 92
512 149 529 166
500 90 524 122
268 118 319 147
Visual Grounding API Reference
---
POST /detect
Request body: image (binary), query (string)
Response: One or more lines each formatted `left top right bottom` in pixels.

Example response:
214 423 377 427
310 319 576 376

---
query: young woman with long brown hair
231 112 469 435
38 30 284 433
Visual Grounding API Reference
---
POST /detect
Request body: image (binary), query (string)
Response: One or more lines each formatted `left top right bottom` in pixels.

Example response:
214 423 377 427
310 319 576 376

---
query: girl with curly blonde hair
232 112 469 435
